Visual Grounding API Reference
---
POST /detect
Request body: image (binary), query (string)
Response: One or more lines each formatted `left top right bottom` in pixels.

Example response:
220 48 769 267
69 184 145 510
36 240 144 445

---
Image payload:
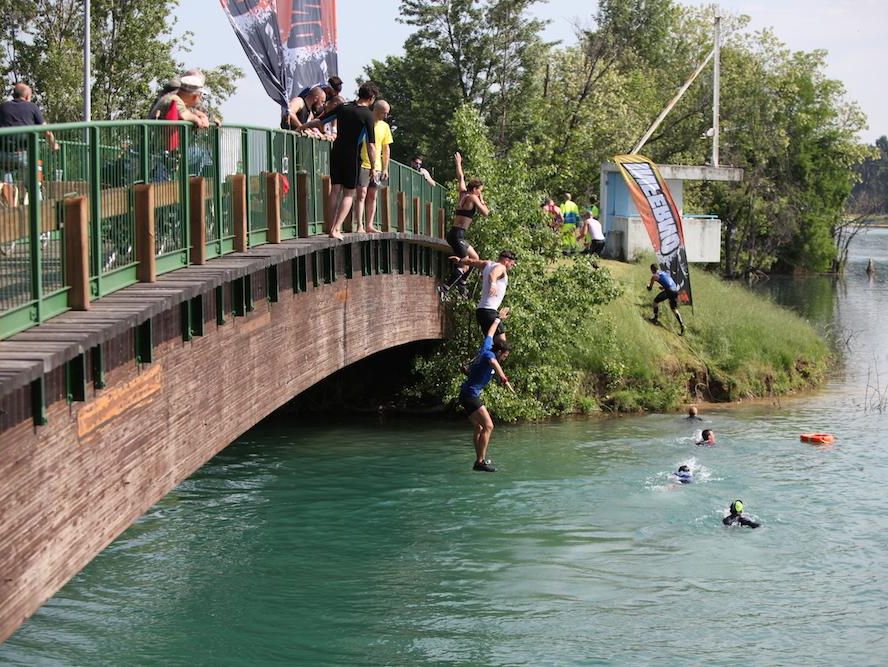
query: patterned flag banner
614 154 694 305
221 0 338 111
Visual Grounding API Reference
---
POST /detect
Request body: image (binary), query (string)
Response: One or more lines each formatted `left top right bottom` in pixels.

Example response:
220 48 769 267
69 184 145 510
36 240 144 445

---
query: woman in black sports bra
443 152 490 295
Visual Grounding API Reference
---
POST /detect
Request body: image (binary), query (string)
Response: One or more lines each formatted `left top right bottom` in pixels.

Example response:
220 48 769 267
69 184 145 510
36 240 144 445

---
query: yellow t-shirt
360 120 393 170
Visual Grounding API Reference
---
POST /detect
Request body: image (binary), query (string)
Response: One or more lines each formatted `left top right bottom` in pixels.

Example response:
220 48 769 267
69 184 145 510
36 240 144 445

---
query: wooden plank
189 177 206 266
134 184 156 283
64 196 90 310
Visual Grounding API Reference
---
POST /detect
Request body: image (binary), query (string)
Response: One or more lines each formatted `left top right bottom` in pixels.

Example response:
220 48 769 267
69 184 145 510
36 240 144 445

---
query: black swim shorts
654 289 679 309
476 308 505 337
330 150 361 189
446 226 470 258
459 393 484 416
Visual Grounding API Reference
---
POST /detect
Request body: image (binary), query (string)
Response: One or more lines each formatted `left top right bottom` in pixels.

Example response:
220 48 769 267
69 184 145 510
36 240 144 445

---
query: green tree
409 107 621 421
1 0 242 123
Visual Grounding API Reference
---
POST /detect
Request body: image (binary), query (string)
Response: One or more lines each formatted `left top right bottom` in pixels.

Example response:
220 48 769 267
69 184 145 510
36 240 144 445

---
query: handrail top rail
0 119 441 181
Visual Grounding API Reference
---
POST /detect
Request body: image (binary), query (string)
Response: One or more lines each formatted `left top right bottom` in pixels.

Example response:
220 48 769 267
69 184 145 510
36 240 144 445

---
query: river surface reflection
2 231 888 666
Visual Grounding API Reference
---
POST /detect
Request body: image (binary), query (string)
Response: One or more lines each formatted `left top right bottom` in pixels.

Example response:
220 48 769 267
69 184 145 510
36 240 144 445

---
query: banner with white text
614 154 693 306
221 0 338 111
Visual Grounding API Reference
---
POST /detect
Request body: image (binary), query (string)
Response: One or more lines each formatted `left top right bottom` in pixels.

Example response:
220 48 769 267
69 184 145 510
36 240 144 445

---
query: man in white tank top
450 250 517 347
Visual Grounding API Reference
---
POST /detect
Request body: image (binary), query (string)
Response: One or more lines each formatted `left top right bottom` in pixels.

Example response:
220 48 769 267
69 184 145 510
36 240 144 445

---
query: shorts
459 393 484 416
358 167 378 188
446 226 469 258
654 289 679 309
476 308 504 337
330 149 361 189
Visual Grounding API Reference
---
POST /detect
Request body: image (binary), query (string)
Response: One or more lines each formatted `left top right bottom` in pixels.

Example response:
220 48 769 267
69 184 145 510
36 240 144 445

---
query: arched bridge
0 121 450 642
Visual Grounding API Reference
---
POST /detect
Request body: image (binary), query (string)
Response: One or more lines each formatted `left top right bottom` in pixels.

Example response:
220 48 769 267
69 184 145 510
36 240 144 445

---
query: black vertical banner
221 0 339 110
614 154 694 306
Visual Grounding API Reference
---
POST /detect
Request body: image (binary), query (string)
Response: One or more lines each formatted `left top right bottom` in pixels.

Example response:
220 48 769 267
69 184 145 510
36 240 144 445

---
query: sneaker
437 285 446 303
649 316 659 324
679 325 685 336
473 460 496 472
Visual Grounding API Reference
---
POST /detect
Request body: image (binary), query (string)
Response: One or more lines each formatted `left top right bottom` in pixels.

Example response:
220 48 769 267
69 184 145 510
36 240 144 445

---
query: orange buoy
800 433 835 445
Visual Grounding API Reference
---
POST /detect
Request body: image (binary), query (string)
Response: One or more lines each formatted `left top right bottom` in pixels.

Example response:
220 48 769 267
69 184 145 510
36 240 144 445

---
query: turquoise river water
2 230 888 666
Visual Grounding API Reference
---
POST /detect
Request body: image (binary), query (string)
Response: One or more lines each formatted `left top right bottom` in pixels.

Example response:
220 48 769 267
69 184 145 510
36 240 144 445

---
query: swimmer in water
686 405 703 421
695 429 715 446
673 465 693 484
722 500 760 528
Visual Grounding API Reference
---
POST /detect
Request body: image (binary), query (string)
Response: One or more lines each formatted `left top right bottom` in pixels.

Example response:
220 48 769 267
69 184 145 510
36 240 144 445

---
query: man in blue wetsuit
458 307 514 472
722 500 760 528
647 263 685 335
674 465 693 484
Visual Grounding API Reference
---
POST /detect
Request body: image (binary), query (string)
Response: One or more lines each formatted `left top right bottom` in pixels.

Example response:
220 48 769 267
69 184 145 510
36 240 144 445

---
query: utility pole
83 0 91 122
712 5 721 167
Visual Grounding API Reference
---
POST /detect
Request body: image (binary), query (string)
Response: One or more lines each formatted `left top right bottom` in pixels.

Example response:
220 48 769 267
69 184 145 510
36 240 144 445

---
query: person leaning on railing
0 82 58 205
147 75 210 129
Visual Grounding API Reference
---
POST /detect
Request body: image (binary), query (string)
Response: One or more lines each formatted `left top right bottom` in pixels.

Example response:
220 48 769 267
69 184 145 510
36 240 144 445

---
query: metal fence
0 120 447 339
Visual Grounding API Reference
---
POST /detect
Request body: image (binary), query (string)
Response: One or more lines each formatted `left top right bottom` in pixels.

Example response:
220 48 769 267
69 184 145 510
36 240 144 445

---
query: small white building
599 163 743 263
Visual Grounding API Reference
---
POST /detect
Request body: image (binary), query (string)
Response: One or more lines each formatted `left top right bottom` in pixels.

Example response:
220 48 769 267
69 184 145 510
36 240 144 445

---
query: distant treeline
850 136 888 215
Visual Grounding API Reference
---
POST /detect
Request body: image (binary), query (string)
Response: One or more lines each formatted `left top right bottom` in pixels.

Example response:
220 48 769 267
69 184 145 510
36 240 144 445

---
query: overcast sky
181 1 885 143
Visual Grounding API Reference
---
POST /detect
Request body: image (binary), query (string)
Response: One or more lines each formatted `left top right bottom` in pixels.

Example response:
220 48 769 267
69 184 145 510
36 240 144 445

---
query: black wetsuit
317 101 375 189
722 514 760 528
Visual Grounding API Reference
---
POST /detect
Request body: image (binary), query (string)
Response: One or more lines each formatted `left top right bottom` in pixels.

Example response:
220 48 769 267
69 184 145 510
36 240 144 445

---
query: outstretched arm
489 357 515 393
454 151 466 192
647 274 657 291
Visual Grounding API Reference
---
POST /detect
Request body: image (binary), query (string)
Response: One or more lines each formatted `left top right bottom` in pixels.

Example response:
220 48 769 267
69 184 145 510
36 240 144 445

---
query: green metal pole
27 132 42 322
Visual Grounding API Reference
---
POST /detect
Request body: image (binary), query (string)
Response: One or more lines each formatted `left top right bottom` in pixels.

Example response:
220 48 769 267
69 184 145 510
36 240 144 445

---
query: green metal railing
0 120 448 339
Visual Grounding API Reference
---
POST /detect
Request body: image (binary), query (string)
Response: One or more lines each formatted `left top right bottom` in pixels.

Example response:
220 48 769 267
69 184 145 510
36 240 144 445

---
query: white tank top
478 261 508 310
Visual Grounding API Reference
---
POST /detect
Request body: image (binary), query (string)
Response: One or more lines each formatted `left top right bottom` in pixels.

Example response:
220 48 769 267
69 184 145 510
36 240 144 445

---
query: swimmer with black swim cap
674 465 693 484
722 500 760 528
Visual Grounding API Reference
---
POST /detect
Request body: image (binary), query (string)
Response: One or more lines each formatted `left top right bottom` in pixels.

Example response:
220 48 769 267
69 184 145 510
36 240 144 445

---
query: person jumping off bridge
458 307 514 472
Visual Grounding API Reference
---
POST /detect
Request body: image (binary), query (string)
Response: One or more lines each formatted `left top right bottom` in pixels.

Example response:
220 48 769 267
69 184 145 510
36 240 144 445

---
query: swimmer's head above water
696 429 715 445
675 465 693 484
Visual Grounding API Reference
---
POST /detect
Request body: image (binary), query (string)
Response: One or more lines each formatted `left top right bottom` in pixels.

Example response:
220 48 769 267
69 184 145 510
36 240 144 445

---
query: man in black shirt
0 83 57 205
304 81 378 239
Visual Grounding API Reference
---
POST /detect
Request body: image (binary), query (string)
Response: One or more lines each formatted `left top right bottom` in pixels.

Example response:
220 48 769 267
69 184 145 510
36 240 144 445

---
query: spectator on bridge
0 82 58 204
354 99 393 233
411 156 437 187
302 81 379 240
148 76 210 129
281 85 326 134
458 307 514 472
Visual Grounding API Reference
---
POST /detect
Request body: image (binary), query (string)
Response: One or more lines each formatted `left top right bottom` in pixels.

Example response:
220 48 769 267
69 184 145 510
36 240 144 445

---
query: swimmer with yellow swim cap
722 499 760 528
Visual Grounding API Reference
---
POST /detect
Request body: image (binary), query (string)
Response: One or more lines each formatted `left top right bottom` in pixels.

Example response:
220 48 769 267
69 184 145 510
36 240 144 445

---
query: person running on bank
459 307 514 472
647 263 685 335
451 250 517 348
441 151 490 297
722 500 760 528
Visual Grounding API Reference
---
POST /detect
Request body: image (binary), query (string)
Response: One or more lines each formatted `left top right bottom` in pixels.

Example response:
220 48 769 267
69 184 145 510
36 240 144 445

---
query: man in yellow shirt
354 99 393 233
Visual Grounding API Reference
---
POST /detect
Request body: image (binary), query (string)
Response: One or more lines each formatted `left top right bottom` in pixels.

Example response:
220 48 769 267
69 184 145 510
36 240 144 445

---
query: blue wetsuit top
656 271 678 292
460 336 496 398
675 471 693 484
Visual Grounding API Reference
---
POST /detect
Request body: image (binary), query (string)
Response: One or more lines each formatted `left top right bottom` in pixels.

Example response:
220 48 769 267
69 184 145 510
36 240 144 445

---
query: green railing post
241 128 250 247
181 124 191 263
89 126 102 296
27 132 42 323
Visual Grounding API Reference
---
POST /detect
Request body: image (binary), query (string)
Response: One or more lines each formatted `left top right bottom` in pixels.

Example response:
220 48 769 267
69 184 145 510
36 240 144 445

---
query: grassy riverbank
578 260 831 412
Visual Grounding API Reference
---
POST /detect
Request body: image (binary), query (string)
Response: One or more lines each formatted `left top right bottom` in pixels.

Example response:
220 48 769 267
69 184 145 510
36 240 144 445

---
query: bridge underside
0 234 448 642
